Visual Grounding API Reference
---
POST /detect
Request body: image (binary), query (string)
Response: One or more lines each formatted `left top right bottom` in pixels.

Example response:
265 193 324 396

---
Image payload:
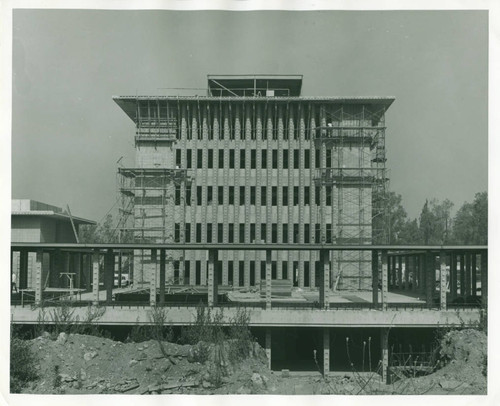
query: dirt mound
21 332 278 394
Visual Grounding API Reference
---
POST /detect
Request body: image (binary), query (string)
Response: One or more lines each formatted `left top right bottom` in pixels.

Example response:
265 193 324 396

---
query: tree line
377 191 487 245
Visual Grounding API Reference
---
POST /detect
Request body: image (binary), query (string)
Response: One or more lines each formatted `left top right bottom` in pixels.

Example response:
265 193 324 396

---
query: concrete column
380 328 389 383
381 250 388 310
118 250 123 288
465 253 471 298
471 253 477 297
460 254 465 297
150 249 157 306
19 249 29 290
265 328 272 370
208 249 218 306
480 251 487 308
450 253 457 301
425 252 434 308
412 256 418 292
319 249 330 309
266 249 272 310
35 250 44 305
74 252 82 291
372 250 379 305
404 256 409 290
420 254 426 294
387 255 392 289
105 249 114 304
397 256 402 289
439 250 447 310
159 249 166 305
92 250 100 306
323 328 330 376
86 253 92 292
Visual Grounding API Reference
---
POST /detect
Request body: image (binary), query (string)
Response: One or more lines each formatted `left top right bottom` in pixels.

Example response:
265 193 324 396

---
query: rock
169 356 178 365
148 384 161 392
41 331 51 339
59 373 75 383
79 369 87 381
138 347 144 351
282 369 290 377
56 332 68 344
202 380 211 389
439 379 462 390
251 373 264 386
84 351 97 361
129 359 138 366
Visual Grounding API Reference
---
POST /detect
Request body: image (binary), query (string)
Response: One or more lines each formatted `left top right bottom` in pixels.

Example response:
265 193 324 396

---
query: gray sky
12 10 487 222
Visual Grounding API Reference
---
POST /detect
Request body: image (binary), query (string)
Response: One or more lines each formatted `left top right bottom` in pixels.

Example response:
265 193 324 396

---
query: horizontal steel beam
11 242 487 252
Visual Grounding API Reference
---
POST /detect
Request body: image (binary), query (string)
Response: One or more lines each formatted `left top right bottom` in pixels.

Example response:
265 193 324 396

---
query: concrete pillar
92 250 100 306
439 250 447 310
105 249 114 304
450 253 457 301
266 249 272 310
420 254 426 294
265 328 272 370
381 250 388 310
74 252 82 291
372 250 379 305
465 253 471 298
323 328 330 376
35 250 44 305
19 249 29 290
150 249 157 306
404 256 409 290
380 328 389 383
397 256 402 289
208 249 218 306
480 251 487 308
471 253 477 297
319 249 330 309
460 254 465 297
387 255 392 289
412 256 418 292
425 252 434 308
159 249 166 305
86 253 92 292
118 250 123 288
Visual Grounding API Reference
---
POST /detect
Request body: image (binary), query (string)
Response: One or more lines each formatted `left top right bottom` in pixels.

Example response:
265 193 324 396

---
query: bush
10 329 38 393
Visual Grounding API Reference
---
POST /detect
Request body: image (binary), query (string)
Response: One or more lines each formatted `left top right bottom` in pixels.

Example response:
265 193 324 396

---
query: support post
266 249 272 310
381 250 388 310
480 251 487 308
465 252 471 298
118 250 123 288
208 249 218 306
404 256 409 290
412 256 418 292
159 249 166 305
19 249 28 290
420 254 426 294
471 253 477 297
105 249 114 304
450 253 457 301
439 250 447 310
35 250 43 305
92 250 100 306
425 251 434 308
74 252 82 291
265 328 272 370
397 256 402 289
323 328 330 376
150 249 157 306
372 250 379 305
460 254 465 297
380 328 389 383
319 249 329 309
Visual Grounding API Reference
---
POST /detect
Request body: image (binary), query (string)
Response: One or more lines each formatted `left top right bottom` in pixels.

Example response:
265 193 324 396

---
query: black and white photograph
2 0 497 402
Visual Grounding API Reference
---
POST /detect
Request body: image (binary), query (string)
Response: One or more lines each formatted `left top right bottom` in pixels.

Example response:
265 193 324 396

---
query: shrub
10 328 38 393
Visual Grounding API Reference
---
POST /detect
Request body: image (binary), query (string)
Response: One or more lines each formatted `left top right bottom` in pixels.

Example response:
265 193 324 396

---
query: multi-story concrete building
114 75 392 291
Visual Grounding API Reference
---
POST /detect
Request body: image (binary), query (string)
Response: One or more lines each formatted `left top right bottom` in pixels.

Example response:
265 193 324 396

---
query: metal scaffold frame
314 105 389 290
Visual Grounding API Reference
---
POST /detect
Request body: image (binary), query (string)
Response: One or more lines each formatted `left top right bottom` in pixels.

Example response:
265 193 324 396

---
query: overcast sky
11 9 487 222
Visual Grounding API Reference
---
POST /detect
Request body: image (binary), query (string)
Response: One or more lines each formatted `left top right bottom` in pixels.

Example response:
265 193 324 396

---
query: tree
418 198 454 244
453 192 487 244
385 191 409 244
78 213 133 243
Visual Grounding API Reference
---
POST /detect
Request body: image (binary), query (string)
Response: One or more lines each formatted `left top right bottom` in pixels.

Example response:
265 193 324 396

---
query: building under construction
114 75 391 291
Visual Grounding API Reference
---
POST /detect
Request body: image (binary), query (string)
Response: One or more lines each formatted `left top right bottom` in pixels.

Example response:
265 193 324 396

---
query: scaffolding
314 105 389 290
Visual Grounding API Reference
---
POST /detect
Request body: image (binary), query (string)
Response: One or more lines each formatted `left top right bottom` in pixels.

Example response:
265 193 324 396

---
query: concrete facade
115 75 393 291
